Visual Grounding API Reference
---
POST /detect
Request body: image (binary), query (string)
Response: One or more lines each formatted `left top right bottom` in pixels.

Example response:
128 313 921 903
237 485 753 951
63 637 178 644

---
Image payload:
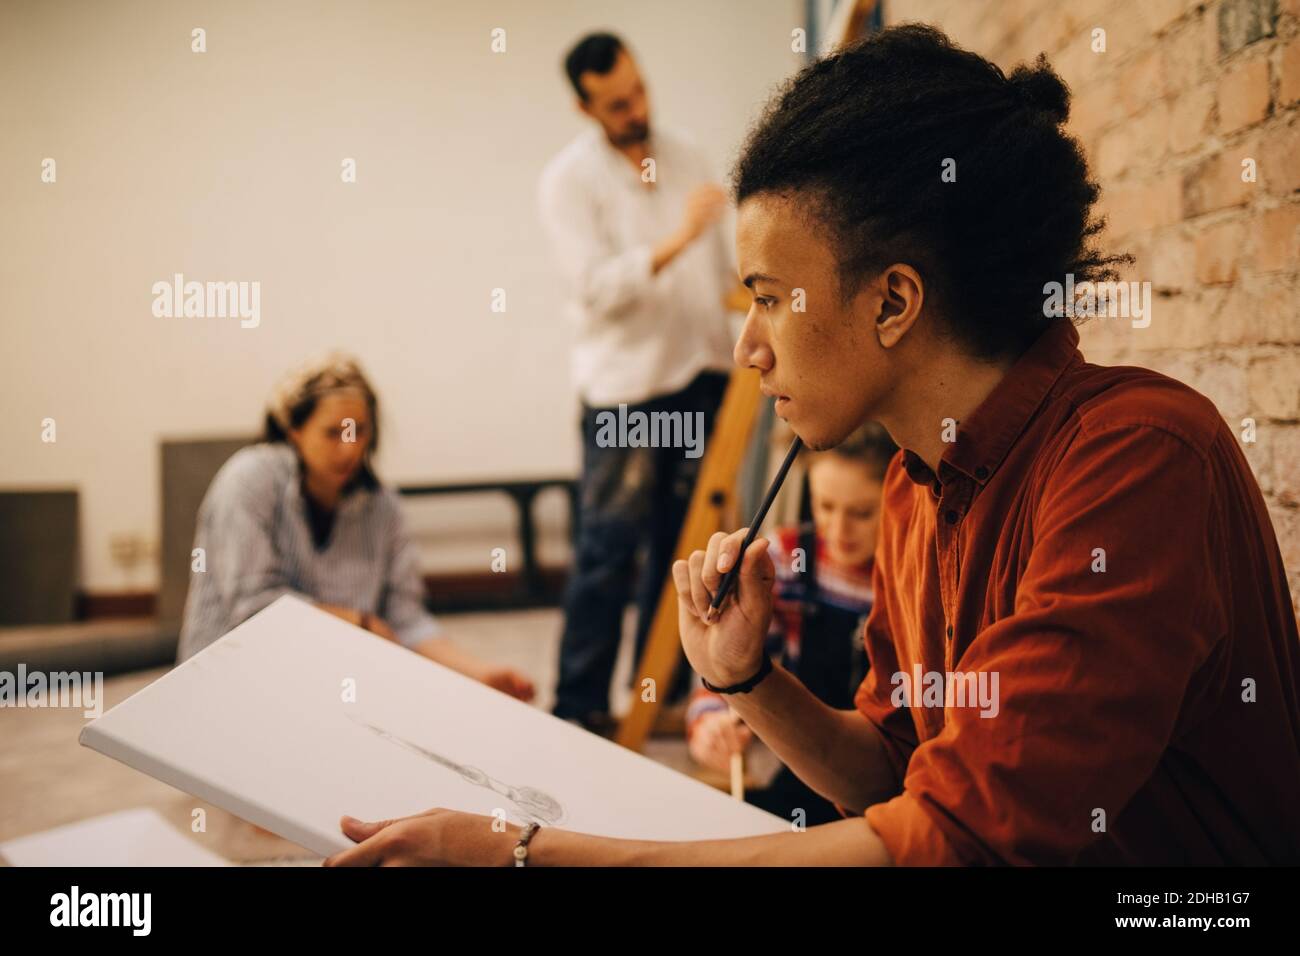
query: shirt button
945 509 959 524
975 466 989 480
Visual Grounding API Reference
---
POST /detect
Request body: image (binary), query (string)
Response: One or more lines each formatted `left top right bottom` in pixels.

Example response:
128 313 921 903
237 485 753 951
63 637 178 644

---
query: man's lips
763 386 792 416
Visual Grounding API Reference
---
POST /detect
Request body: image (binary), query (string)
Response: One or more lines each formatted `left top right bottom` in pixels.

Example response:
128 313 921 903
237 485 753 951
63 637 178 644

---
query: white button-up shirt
538 124 738 407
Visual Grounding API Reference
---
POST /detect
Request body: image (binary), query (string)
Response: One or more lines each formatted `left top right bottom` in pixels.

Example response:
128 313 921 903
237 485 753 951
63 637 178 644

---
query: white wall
0 0 803 590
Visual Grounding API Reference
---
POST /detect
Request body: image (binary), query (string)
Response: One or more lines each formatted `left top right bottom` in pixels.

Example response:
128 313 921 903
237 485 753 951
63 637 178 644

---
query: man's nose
733 311 773 371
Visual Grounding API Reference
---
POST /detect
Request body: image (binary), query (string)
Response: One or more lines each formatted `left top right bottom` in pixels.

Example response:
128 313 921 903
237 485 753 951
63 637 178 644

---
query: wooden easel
612 0 876 753
614 366 762 751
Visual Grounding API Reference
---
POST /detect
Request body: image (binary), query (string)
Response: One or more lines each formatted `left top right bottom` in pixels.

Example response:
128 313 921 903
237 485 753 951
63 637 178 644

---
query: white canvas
0 808 230 867
80 596 786 857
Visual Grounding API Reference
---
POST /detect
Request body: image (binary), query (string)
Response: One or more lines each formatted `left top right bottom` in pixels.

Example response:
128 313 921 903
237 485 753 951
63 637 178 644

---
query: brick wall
886 0 1300 608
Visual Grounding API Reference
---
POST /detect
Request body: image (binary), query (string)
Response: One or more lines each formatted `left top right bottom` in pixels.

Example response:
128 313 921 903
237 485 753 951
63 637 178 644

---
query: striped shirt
176 443 439 660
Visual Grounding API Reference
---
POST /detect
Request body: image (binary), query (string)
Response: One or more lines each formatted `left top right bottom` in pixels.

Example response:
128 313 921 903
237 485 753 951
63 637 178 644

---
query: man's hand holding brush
673 527 776 691
674 435 802 692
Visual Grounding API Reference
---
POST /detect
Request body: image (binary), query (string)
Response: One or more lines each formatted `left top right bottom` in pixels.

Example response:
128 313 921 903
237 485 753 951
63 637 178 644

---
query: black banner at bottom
0 865 1286 941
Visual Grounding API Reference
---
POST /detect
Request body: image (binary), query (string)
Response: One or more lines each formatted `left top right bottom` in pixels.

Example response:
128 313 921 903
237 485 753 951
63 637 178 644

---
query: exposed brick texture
888 0 1300 607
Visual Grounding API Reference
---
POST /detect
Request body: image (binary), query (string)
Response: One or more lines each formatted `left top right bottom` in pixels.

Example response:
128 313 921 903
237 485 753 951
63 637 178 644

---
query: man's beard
612 122 650 147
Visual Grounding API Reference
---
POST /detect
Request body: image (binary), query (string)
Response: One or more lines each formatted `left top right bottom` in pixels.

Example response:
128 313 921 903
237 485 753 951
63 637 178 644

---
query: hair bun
1008 54 1070 123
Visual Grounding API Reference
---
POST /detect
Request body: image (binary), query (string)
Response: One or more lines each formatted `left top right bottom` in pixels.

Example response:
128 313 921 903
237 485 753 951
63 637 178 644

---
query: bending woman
176 354 535 701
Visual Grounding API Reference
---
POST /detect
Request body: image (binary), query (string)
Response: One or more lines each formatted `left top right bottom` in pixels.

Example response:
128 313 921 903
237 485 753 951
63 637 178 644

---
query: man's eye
755 297 775 310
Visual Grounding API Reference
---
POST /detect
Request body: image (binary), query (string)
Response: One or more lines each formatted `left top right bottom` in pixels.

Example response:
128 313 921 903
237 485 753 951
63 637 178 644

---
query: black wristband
700 653 772 695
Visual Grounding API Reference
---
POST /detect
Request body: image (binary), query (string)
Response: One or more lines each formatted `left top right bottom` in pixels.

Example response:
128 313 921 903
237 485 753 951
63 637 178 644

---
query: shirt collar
289 458 373 515
901 319 1083 489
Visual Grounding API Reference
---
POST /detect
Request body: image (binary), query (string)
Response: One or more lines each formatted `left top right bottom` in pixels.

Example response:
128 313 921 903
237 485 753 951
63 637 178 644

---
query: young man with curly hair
328 25 1300 867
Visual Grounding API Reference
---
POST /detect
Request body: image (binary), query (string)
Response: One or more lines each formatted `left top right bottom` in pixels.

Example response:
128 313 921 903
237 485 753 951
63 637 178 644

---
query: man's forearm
725 664 900 813
651 226 694 274
527 815 892 866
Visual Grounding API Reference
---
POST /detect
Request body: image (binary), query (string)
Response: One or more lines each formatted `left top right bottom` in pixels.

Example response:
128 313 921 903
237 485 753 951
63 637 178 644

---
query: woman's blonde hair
263 352 381 486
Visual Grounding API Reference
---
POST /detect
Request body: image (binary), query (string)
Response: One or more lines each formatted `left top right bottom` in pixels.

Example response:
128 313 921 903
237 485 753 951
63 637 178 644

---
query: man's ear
576 97 593 121
874 264 924 349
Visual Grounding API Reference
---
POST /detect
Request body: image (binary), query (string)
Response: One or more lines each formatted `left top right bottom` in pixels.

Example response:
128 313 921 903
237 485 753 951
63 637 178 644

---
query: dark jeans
553 370 729 720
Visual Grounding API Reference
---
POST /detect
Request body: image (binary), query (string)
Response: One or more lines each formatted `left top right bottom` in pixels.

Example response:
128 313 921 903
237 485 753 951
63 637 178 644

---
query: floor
0 607 775 865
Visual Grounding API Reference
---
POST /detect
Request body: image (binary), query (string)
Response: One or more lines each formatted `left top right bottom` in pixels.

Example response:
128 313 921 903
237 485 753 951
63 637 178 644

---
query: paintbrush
728 709 746 800
704 435 803 623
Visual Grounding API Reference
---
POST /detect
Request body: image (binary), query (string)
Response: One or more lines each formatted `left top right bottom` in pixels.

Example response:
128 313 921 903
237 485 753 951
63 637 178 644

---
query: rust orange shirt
855 318 1300 865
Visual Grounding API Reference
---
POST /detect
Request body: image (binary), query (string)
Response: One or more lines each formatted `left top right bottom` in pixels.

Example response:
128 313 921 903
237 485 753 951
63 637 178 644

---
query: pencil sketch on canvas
347 712 566 826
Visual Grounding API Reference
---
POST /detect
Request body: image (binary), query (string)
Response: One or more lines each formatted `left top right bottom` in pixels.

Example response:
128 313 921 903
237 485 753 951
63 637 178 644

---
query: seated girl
176 353 535 701
685 423 897 823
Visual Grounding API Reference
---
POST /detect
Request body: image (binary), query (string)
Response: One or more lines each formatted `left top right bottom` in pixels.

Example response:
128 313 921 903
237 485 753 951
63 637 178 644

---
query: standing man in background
538 33 739 732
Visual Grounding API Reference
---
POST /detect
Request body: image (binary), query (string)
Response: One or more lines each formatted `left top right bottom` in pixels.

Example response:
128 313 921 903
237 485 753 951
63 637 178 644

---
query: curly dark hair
732 24 1129 359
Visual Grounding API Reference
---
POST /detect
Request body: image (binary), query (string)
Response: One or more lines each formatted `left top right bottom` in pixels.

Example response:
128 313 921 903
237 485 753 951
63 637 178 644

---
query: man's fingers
717 528 750 576
724 537 772 622
324 842 383 866
740 534 772 574
701 531 726 592
672 559 699 619
687 549 713 619
325 824 391 867
339 815 394 842
682 529 769 624
695 528 754 622
708 529 759 619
